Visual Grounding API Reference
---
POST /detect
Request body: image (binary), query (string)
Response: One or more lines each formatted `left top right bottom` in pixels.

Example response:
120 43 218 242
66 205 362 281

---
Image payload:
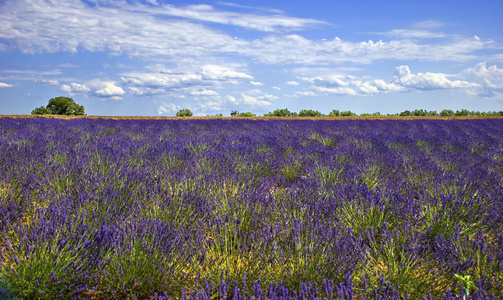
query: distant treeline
215 108 503 117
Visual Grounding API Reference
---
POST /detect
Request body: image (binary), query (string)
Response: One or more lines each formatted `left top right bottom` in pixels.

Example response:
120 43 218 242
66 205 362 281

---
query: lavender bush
1 118 502 299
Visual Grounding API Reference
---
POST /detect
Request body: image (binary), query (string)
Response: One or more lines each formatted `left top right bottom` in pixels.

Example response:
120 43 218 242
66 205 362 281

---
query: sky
1 0 503 116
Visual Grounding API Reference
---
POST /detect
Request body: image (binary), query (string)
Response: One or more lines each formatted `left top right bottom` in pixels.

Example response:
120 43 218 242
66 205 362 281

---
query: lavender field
1 117 503 299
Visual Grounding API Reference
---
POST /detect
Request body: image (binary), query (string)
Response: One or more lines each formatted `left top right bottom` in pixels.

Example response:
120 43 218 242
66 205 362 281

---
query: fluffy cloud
190 89 220 96
157 102 180 115
286 81 300 86
60 83 90 93
0 82 13 88
391 65 478 90
462 62 503 97
226 90 277 107
200 65 253 80
244 35 491 65
196 100 223 113
60 79 125 100
299 64 490 96
121 64 253 95
301 73 405 96
240 93 274 107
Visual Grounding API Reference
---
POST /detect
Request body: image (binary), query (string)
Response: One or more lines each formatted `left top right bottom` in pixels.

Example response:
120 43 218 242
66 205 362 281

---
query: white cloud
225 95 237 103
298 65 486 96
311 86 358 96
60 83 90 93
286 81 300 86
295 91 316 97
240 93 274 107
372 21 447 39
217 2 284 14
463 62 503 83
196 100 222 112
301 74 404 96
0 0 495 66
250 81 263 86
489 54 503 62
0 0 238 58
0 82 13 88
229 90 277 107
391 65 479 90
243 35 492 65
60 79 125 100
412 21 446 29
157 102 180 115
190 89 220 96
200 65 252 80
272 86 281 91
58 63 80 68
121 64 253 96
461 62 503 97
0 69 62 76
152 3 326 32
36 79 59 86
377 29 446 39
90 80 125 97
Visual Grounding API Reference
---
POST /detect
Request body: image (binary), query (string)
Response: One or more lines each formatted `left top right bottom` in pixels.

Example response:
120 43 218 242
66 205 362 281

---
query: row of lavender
1 118 502 299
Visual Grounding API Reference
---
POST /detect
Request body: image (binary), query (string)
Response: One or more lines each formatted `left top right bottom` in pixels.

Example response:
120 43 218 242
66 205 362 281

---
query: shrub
264 108 297 117
298 109 323 117
31 96 85 116
328 109 340 116
176 109 193 117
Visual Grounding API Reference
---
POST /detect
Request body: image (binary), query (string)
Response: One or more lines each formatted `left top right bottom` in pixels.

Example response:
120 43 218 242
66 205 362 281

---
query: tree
340 110 356 116
400 110 412 116
440 109 454 116
46 97 85 115
454 109 470 116
329 109 340 116
176 109 193 117
31 96 85 116
298 109 323 117
264 108 296 117
31 106 52 115
236 112 256 117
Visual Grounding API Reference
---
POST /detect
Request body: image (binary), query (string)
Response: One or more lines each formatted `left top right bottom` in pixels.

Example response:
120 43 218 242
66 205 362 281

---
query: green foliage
176 109 193 117
454 274 478 299
400 109 438 116
360 112 382 116
47 97 85 115
31 97 85 116
440 109 455 116
232 112 256 117
298 109 323 117
208 108 503 118
31 106 52 115
328 109 340 116
340 110 357 116
264 108 297 117
454 109 470 116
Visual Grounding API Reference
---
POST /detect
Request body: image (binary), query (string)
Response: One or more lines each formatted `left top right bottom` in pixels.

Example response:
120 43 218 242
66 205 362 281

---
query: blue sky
1 0 503 116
